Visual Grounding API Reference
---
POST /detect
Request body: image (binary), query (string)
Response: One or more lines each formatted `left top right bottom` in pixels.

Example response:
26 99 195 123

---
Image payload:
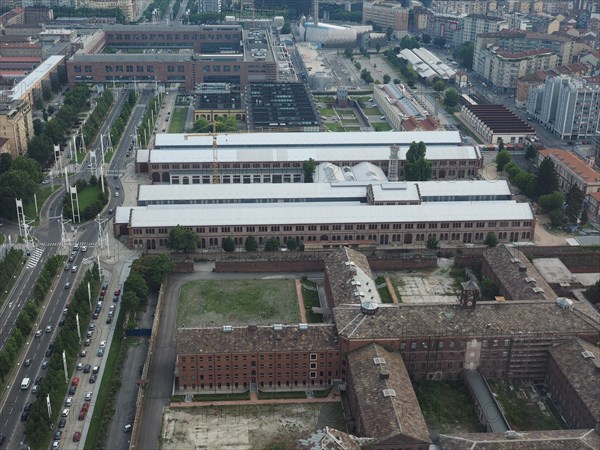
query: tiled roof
482 245 556 300
439 429 600 449
539 149 600 183
496 48 554 59
348 343 430 445
548 339 600 423
324 247 380 307
333 300 600 341
177 323 339 355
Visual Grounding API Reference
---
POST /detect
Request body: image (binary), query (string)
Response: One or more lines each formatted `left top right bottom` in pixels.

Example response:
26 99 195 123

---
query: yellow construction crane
212 121 220 184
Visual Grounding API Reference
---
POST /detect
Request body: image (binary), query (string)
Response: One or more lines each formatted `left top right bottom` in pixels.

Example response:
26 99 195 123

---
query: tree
453 41 474 69
480 278 499 300
27 135 53 165
495 149 512 172
433 80 446 92
426 235 438 249
33 119 46 136
244 235 258 251
121 290 140 313
0 153 12 175
385 27 393 41
504 161 520 181
383 74 391 84
191 117 210 133
565 185 584 223
433 36 446 48
548 209 566 228
404 141 432 181
280 22 291 34
286 238 299 251
484 232 498 247
375 43 381 53
525 144 538 161
444 88 459 108
400 35 420 50
497 138 505 151
11 157 42 183
123 272 148 304
131 254 174 292
536 158 559 197
264 237 280 251
168 225 199 252
538 191 564 212
580 209 588 225
303 158 316 182
421 33 431 44
584 280 599 306
344 48 353 59
222 236 235 252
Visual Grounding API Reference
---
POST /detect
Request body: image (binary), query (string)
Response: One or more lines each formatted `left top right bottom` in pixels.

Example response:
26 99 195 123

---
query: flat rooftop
10 55 64 101
124 200 533 228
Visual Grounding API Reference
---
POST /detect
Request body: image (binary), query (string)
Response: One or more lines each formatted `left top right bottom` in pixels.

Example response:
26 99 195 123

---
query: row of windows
181 361 332 372
106 32 240 41
72 64 243 74
155 160 476 169
181 371 335 382
180 352 333 363
141 221 532 235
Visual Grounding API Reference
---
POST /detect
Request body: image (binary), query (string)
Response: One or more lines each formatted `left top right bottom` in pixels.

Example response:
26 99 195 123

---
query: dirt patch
392 259 460 304
161 403 345 450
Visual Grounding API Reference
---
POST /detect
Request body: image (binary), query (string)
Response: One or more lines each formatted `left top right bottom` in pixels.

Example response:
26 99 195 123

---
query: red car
81 402 90 412
73 432 81 442
100 289 106 296
78 410 87 421
114 289 121 297
72 377 80 386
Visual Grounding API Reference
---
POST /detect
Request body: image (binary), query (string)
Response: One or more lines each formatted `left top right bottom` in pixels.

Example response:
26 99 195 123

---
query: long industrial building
137 131 483 183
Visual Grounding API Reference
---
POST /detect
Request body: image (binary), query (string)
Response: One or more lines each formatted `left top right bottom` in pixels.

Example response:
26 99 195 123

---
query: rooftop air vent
222 325 233 333
582 351 595 359
298 323 309 331
382 389 396 397
373 357 386 365
273 324 283 332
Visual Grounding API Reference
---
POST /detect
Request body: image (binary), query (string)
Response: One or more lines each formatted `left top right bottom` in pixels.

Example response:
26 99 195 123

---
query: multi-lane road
0 89 153 449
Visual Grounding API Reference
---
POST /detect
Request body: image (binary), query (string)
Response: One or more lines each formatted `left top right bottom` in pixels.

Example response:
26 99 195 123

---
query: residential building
199 0 221 13
545 339 600 429
246 82 321 132
424 12 465 46
515 63 591 108
459 14 508 45
433 0 495 15
481 245 557 301
460 104 536 144
538 149 600 195
527 76 600 140
362 1 409 37
0 99 33 157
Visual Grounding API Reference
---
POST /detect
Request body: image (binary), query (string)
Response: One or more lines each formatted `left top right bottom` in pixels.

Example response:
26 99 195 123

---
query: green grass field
24 185 61 224
77 184 103 211
325 123 344 132
69 149 87 164
177 279 300 327
362 107 381 115
301 280 323 323
319 107 336 117
372 122 392 131
168 107 187 133
413 381 485 433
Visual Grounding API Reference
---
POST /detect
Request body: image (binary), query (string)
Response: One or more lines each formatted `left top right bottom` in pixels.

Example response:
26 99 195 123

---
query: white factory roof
153 131 462 148
417 180 512 198
125 200 533 228
314 162 387 183
136 179 511 204
398 48 456 80
10 55 65 101
137 145 480 164
114 206 143 224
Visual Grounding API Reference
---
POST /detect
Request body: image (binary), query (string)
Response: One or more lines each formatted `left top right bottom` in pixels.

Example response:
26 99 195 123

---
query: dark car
113 296 119 303
24 402 32 412
89 374 97 383
23 358 32 367
68 385 76 395
106 317 112 324
34 376 43 385
54 431 62 440
0 433 5 445
45 348 53 357
41 361 49 369
58 418 66 428
92 312 99 320
58 318 65 327
21 411 29 422
64 282 71 289
83 364 91 373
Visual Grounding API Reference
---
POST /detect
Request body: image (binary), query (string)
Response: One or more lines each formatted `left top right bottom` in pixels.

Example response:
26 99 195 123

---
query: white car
65 397 73 407
61 408 69 417
84 391 93 401
99 340 106 349
114 191 119 197
81 246 87 252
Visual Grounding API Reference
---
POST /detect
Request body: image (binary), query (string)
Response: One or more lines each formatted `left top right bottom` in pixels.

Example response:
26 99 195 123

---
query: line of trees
52 6 126 23
81 89 114 147
0 254 63 385
0 248 23 296
138 95 160 147
0 155 43 218
384 49 418 88
191 115 238 133
110 91 138 149
141 0 170 21
405 141 432 181
26 265 99 448
28 83 92 165
499 149 585 227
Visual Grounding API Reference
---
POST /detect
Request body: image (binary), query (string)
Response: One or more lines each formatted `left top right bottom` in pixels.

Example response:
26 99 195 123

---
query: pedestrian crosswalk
26 247 44 269
38 242 98 248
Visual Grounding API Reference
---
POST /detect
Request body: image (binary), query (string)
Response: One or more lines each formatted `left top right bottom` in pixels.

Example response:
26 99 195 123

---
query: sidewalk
171 389 340 408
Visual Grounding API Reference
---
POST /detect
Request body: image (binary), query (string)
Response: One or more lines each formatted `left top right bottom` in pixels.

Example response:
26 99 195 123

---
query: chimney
379 369 389 380
248 324 257 331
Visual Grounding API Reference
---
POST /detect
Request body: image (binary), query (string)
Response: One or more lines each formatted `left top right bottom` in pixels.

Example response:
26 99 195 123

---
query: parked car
24 402 32 412
92 365 100 374
71 377 79 386
21 411 29 422
58 418 66 428
23 358 32 367
53 431 62 440
83 364 91 373
80 350 87 357
76 363 83 371
106 317 112 324
65 397 73 407
68 385 76 395
84 338 91 346
97 348 104 357
89 374 97 383
61 408 70 418
123 424 132 433
73 432 81 442
84 391 93 401
41 361 49 369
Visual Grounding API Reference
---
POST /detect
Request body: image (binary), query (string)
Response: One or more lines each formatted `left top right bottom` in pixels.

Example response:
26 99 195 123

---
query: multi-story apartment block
459 14 508 45
424 12 465 46
527 76 600 139
432 0 495 15
362 1 408 37
199 0 221 13
477 47 557 93
0 99 33 157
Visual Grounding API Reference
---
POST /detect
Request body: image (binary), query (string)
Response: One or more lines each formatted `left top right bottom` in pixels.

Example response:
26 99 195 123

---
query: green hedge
109 91 138 152
82 90 114 147
0 248 23 299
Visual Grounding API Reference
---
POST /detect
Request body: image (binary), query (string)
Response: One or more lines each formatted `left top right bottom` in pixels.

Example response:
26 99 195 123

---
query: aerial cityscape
0 0 599 449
